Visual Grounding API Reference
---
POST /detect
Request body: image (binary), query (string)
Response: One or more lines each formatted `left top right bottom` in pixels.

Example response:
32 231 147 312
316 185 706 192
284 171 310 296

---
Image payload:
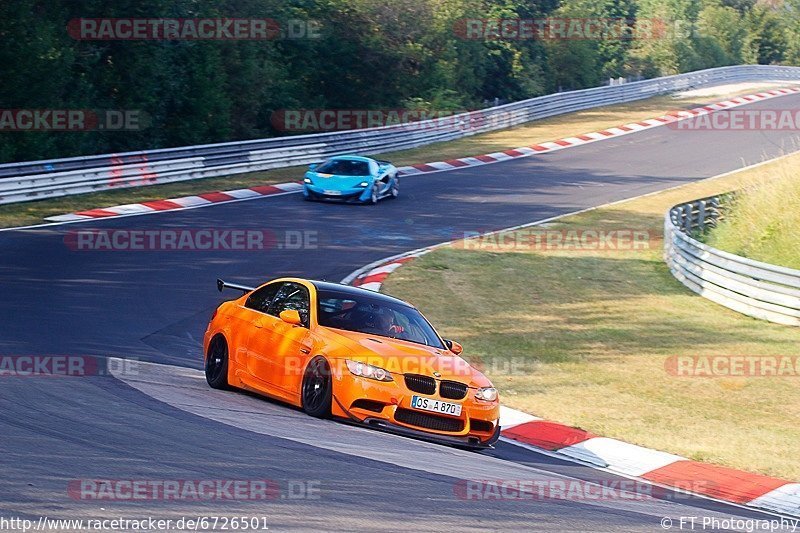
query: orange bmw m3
203 277 501 448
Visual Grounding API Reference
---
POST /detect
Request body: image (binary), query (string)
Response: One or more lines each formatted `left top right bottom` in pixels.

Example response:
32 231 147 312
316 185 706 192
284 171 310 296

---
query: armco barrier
3 65 800 204
664 194 800 326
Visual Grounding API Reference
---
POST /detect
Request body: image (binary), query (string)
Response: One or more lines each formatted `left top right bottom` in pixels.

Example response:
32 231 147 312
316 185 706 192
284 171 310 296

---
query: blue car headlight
358 181 369 187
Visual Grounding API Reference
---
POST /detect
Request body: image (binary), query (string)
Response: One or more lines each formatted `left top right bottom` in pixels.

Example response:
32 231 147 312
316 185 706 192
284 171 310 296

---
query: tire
301 356 332 418
205 335 230 390
389 177 399 199
368 184 379 204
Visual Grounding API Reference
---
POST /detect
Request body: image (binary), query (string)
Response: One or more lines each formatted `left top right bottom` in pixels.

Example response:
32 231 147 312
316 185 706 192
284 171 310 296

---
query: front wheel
301 356 332 418
368 184 379 205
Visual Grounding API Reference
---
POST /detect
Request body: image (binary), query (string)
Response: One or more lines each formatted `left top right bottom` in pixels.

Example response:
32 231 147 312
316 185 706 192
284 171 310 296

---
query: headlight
345 359 393 382
358 181 369 187
303 177 312 183
475 387 498 401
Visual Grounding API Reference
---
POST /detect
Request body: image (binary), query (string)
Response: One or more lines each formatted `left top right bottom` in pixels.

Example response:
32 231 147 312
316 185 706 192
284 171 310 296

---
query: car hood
324 328 492 387
308 172 371 189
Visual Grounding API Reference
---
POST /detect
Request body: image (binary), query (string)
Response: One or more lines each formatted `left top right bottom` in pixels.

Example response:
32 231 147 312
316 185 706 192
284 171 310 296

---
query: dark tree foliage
0 0 794 162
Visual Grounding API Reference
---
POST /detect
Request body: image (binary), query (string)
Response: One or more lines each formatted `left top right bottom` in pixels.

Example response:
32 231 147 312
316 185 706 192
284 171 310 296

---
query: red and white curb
44 182 303 222
500 413 800 517
342 243 800 519
347 250 434 291
43 86 800 224
395 87 800 176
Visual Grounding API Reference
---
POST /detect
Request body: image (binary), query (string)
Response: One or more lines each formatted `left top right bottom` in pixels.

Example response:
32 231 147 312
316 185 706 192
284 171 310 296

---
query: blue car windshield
317 289 445 349
316 159 371 176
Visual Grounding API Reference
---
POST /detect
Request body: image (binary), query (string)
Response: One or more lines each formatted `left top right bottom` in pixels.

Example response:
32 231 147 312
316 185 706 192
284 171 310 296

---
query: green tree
742 4 787 64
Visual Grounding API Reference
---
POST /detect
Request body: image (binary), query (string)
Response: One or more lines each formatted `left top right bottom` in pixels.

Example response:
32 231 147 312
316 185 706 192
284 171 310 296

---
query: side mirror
308 163 317 171
444 339 463 355
280 309 303 326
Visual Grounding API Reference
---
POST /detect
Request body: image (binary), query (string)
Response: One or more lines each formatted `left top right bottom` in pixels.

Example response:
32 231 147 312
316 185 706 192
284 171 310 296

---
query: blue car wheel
368 183 380 204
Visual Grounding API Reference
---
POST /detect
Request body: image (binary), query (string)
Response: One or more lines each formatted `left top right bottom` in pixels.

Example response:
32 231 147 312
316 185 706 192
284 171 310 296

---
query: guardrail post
697 200 706 232
681 204 693 234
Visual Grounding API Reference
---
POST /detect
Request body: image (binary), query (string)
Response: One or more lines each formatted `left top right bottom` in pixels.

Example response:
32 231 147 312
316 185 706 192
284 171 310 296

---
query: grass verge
706 166 800 269
1 83 792 229
382 151 800 480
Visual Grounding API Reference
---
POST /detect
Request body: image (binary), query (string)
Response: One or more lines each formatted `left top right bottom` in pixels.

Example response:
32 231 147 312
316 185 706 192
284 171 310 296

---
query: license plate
410 395 462 417
323 190 342 196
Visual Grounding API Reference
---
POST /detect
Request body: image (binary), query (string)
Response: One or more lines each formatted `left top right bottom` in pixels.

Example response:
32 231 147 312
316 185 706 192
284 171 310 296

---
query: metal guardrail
664 194 800 326
2 64 800 205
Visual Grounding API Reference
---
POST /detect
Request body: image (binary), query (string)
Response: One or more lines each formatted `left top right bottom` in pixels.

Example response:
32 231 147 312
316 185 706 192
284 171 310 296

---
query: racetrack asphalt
2 92 800 531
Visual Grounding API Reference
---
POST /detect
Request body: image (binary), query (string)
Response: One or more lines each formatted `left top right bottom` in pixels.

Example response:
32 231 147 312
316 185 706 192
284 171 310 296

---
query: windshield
315 159 371 176
317 289 445 348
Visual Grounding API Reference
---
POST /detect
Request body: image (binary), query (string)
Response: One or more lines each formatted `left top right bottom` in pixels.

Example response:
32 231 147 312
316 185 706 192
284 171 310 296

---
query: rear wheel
205 336 230 390
389 178 399 199
301 356 332 418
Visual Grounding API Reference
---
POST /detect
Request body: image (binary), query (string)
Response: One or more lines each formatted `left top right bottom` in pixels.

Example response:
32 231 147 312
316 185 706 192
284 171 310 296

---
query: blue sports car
302 155 399 204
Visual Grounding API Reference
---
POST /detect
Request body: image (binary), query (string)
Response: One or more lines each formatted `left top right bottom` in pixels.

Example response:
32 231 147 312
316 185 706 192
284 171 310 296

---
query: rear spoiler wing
217 278 255 294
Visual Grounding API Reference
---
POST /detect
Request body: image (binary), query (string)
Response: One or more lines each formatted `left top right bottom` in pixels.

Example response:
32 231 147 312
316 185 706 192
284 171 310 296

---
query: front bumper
331 368 501 448
345 415 501 449
304 184 371 202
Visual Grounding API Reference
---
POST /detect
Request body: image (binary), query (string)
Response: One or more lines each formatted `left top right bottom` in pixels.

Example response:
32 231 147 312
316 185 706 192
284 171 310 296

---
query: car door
232 281 281 374
245 281 314 395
